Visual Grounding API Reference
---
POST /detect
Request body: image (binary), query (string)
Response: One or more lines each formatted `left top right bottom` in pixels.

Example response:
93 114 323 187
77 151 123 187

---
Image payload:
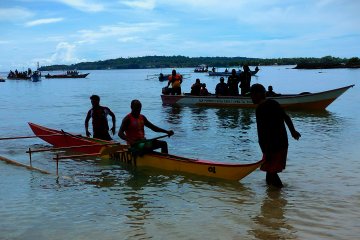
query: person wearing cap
215 77 228 96
250 83 301 188
85 95 116 141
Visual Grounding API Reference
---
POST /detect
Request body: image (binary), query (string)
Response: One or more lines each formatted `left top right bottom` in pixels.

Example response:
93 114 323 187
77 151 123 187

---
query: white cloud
55 0 105 12
0 7 34 21
121 0 156 10
25 18 64 27
37 42 84 65
77 22 169 44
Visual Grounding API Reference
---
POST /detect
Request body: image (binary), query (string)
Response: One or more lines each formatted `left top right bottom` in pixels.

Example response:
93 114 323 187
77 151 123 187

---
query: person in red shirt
250 84 301 188
118 99 174 154
85 95 116 141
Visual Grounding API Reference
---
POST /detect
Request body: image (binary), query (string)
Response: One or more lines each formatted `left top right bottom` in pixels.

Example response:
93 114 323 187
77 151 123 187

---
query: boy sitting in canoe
118 99 174 154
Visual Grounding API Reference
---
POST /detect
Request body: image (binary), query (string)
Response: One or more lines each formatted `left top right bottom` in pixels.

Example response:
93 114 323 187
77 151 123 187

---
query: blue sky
0 0 359 71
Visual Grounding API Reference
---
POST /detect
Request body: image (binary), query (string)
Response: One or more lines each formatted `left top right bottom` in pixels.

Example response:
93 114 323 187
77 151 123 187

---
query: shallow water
0 66 359 239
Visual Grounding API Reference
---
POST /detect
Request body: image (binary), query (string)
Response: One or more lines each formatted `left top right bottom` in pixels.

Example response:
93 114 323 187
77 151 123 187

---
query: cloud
0 7 34 21
55 0 105 12
121 0 156 10
37 42 85 65
77 22 169 44
25 18 64 27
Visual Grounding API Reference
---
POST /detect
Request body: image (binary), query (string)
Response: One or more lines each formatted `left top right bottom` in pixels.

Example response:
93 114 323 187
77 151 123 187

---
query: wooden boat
161 85 354 110
45 72 89 79
7 76 31 80
28 122 263 181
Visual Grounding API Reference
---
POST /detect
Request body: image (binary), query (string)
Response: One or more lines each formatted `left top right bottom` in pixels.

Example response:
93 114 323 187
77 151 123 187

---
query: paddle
134 134 171 144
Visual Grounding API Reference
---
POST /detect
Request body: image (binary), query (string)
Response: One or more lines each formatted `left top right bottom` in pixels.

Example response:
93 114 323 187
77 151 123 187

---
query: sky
0 0 359 71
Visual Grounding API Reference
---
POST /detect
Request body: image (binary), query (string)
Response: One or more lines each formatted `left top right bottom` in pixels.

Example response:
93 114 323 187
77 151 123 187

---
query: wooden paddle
134 134 171 144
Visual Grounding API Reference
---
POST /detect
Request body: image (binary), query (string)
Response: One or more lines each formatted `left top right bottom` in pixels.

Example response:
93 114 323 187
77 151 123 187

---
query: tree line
38 55 360 71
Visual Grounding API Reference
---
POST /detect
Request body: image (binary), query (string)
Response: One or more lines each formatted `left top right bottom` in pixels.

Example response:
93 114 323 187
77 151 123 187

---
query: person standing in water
85 95 116 141
250 84 301 188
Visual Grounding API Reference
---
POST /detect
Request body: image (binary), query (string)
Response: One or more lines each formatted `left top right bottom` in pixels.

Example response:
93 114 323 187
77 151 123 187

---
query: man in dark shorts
118 99 174 154
85 95 116 141
250 84 301 188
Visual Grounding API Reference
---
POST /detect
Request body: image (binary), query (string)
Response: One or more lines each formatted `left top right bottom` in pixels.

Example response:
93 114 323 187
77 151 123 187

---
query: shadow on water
250 187 296 240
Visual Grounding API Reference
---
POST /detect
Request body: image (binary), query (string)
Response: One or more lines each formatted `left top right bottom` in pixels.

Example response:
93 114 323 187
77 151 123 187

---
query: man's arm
118 116 130 142
283 112 301 140
85 110 91 137
108 108 116 135
144 116 174 136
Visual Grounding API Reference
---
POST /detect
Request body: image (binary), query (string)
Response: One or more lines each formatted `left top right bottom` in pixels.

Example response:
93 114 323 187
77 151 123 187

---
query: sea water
0 66 359 239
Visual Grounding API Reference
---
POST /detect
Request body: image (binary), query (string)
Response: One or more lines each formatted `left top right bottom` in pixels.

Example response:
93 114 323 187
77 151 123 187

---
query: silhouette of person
239 65 252 96
215 77 228 96
250 84 301 188
227 69 240 96
191 78 201 95
85 95 116 140
266 85 278 97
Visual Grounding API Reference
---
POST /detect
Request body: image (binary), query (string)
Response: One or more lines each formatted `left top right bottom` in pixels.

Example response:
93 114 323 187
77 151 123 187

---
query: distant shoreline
36 55 360 71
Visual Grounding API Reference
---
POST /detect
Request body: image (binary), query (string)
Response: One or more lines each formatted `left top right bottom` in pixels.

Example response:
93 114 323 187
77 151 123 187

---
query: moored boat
28 122 263 181
161 85 354 110
45 71 89 79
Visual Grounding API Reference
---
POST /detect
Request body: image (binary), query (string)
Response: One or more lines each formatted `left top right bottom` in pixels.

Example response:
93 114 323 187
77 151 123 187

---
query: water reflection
215 108 254 130
251 188 295 240
162 105 183 125
190 107 210 131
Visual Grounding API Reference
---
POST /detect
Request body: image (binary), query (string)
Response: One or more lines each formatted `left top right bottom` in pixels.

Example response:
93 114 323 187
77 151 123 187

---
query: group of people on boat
66 70 79 76
7 69 32 79
189 65 252 96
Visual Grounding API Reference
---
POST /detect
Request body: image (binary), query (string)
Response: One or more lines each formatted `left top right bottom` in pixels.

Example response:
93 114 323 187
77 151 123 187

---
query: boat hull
28 122 107 154
161 85 354 110
45 73 89 79
29 123 263 181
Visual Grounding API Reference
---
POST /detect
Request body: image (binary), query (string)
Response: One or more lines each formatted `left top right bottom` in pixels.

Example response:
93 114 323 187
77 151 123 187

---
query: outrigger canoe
28 122 263 181
161 85 354 110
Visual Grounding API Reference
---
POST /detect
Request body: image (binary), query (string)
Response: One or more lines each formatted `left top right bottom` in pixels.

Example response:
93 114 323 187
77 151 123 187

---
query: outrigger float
28 122 263 181
161 85 354 110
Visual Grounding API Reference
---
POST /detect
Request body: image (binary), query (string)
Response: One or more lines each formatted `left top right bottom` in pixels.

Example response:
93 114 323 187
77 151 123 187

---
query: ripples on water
0 67 359 239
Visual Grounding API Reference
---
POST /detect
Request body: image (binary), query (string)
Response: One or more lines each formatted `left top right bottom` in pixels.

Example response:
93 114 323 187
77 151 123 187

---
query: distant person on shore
227 69 240 96
167 69 183 95
239 65 252 96
191 78 201 95
118 99 174 154
85 95 116 141
215 77 228 96
250 84 301 188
